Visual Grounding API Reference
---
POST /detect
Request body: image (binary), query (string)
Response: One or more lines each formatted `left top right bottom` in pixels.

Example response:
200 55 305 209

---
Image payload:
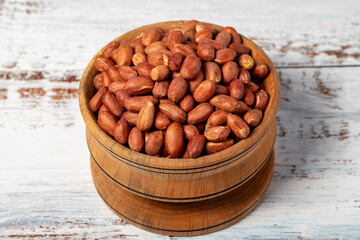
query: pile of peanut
89 20 269 158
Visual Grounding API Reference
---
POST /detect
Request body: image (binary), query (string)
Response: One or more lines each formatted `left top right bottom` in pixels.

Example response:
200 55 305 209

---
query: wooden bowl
79 21 280 235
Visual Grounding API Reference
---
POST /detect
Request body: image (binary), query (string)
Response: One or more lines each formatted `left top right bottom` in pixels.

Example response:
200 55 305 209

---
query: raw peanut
125 76 154 95
180 94 195 112
205 139 234 154
166 29 183 49
229 43 250 56
111 48 118 62
133 43 145 54
193 80 215 102
114 118 130 144
116 42 133 67
229 78 244 100
99 104 110 112
148 51 169 66
116 90 131 107
145 131 164 156
188 70 204 94
159 102 187 123
128 127 144 152
132 53 147 66
168 52 185 71
93 73 103 89
154 111 171 130
247 81 260 93
210 95 248 113
215 85 230 96
145 41 167 55
137 62 155 79
254 90 269 110
243 87 255 106
128 37 142 47
108 81 126 93
167 77 188 102
90 86 107 111
185 134 206 158
151 65 170 81
185 41 198 50
238 54 254 70
101 41 120 59
181 20 199 34
172 71 181 79
222 61 239 85
197 42 215 61
198 38 223 50
171 43 196 57
136 101 155 131
184 29 196 42
106 66 122 82
142 27 163 46
195 22 217 35
215 31 231 48
222 27 241 44
183 124 199 141
156 48 173 56
208 109 229 126
152 80 169 98
94 57 114 72
119 66 138 82
252 60 269 79
204 126 231 142
103 91 124 118
239 68 251 84
187 103 213 124
165 122 184 158
214 48 237 64
180 55 201 79
203 62 222 84
101 71 111 87
124 95 158 112
196 122 206 133
98 111 118 137
194 30 213 43
227 114 250 139
244 109 263 127
122 111 138 126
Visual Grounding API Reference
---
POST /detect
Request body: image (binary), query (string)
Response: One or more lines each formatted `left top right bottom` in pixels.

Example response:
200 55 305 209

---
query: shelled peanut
89 20 270 158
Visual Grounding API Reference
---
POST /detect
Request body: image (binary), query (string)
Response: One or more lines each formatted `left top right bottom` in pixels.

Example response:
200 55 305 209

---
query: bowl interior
79 21 280 170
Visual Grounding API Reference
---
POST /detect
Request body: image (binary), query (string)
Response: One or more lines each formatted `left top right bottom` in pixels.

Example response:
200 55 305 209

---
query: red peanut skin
90 86 107 112
254 90 269 110
185 134 206 158
114 118 130 144
165 122 184 158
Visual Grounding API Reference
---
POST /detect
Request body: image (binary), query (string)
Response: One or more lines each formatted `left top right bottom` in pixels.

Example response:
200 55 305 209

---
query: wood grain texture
0 0 359 238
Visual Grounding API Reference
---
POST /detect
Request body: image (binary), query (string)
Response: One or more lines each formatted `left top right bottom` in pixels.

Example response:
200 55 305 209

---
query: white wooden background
1 0 359 239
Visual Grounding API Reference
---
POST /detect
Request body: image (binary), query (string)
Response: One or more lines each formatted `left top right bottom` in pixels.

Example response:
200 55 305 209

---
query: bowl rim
79 20 280 171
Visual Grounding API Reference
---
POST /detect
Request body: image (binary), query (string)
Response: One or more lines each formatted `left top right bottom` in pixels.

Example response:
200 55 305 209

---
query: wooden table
1 0 359 238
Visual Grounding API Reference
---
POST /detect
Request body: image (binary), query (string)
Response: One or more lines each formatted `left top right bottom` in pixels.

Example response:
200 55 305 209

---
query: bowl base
90 149 274 237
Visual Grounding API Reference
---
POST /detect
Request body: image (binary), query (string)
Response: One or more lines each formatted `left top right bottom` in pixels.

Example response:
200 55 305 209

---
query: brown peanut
208 110 229 126
116 42 133 67
214 48 236 64
159 102 187 123
179 94 195 112
103 91 124 117
254 90 269 110
152 80 169 99
229 43 250 56
154 111 171 130
215 31 231 48
122 111 138 126
137 62 154 79
203 62 222 84
145 131 164 156
101 41 120 59
93 73 103 89
222 27 241 44
151 65 170 81
90 86 107 111
166 29 183 49
222 61 239 85
106 66 122 82
239 68 251 84
215 85 230 96
142 27 163 47
243 87 255 106
244 109 263 127
204 126 230 142
210 95 248 114
167 77 188 102
227 114 250 139
124 95 158 112
136 101 155 131
238 54 254 70
229 78 244 100
180 55 202 80
187 103 213 125
197 42 215 61
165 122 184 158
125 76 154 95
114 118 130 144
148 51 169 66
188 70 204 94
116 90 131 107
205 139 234 154
128 127 144 152
252 60 269 79
168 52 185 71
183 124 199 141
185 134 206 158
194 30 213 43
118 66 137 82
193 80 215 103
94 57 114 72
97 111 117 137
